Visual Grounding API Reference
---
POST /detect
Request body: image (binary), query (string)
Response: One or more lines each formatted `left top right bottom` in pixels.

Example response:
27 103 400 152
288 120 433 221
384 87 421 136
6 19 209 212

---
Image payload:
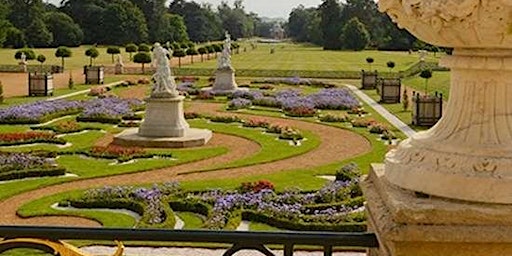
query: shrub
106 46 121 63
351 118 376 128
89 145 146 162
318 114 350 123
133 52 152 73
184 112 202 119
88 87 107 97
279 127 304 141
347 107 368 115
125 43 138 60
335 163 360 182
208 115 242 123
252 97 281 108
369 123 388 134
85 47 99 66
239 180 275 193
195 91 214 100
284 106 316 117
138 43 151 52
0 131 65 146
242 119 270 128
266 124 284 134
382 130 397 140
227 98 252 110
14 48 36 61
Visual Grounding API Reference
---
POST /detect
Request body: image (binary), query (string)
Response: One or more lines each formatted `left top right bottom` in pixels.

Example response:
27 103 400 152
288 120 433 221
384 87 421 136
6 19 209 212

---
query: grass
249 222 283 231
0 249 53 256
176 212 205 229
402 71 451 98
187 119 321 171
188 43 441 72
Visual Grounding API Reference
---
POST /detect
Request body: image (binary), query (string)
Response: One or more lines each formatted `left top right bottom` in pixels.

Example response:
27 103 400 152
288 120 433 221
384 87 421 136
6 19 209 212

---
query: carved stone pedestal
114 96 212 148
212 67 238 92
364 164 512 256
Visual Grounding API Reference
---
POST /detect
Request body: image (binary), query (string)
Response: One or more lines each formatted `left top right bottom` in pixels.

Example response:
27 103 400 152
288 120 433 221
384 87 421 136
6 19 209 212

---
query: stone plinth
113 128 212 148
114 96 212 148
138 96 189 137
364 164 512 256
212 67 237 92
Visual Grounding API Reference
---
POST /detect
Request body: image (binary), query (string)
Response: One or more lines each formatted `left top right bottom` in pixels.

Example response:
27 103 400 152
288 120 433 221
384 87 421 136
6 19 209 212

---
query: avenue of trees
287 0 421 51
0 0 277 48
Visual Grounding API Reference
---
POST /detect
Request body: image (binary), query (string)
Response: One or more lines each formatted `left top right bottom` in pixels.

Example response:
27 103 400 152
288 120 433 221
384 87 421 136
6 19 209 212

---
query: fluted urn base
384 49 512 204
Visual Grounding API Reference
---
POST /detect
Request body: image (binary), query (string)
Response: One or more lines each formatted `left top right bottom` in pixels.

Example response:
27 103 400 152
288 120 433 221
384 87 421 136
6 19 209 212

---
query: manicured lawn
189 43 441 72
403 71 451 98
176 212 205 229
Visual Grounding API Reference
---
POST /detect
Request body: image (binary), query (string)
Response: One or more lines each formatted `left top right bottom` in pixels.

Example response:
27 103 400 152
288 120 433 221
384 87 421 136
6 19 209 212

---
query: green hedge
76 116 122 124
169 199 211 217
0 167 66 181
0 138 66 146
32 126 101 134
303 196 365 212
65 150 173 163
241 211 366 232
173 68 363 79
63 198 176 228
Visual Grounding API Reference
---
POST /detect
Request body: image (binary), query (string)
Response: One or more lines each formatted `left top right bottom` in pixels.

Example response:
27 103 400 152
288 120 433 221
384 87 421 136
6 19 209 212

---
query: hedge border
0 167 66 181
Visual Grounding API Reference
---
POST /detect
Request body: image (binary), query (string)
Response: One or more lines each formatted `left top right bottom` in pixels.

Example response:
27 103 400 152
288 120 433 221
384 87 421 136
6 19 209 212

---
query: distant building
270 23 285 40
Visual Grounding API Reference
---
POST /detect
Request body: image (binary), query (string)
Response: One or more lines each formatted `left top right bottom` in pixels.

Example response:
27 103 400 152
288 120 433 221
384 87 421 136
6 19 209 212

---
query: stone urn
363 1 512 255
379 0 512 203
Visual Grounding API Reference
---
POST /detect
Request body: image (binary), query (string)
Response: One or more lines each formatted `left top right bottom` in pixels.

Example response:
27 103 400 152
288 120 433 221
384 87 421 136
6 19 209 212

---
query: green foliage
340 17 370 51
133 52 152 73
169 0 223 42
14 48 36 60
173 48 187 68
55 46 72 68
85 47 99 66
5 26 26 49
107 46 121 63
138 43 151 52
319 0 343 50
387 61 395 70
44 11 83 47
36 54 46 64
186 47 198 63
25 18 53 48
101 2 149 45
419 69 432 79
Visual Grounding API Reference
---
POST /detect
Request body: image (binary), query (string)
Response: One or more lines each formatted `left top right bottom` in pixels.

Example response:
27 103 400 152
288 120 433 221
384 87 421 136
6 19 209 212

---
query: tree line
287 0 436 51
0 0 276 48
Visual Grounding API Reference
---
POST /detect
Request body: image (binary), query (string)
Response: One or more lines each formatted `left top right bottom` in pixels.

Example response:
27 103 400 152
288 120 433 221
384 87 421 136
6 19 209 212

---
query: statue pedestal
212 67 237 92
114 96 212 148
363 164 512 256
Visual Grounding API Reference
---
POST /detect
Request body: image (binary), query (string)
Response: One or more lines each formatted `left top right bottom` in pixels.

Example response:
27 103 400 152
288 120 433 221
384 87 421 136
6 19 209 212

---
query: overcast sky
47 0 323 19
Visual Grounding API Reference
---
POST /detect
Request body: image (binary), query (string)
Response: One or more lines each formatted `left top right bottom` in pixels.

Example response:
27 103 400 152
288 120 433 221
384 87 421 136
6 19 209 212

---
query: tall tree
129 0 167 42
319 0 342 50
169 0 222 42
101 1 148 44
44 11 83 47
217 1 253 40
340 17 369 51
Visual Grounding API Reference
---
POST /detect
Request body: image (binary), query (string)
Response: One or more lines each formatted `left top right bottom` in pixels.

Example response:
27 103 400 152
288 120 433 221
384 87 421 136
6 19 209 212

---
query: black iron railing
0 225 378 256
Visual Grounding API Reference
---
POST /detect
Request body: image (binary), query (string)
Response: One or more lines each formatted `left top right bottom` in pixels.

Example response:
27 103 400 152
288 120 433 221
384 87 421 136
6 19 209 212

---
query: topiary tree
366 57 374 70
85 47 99 66
179 42 189 49
387 61 396 72
173 48 186 68
186 47 198 64
133 52 152 73
125 43 138 61
55 46 72 69
420 69 433 95
198 47 207 62
206 45 215 60
14 48 36 62
171 42 181 50
232 42 240 54
213 44 223 57
106 46 121 63
138 43 150 52
36 54 46 72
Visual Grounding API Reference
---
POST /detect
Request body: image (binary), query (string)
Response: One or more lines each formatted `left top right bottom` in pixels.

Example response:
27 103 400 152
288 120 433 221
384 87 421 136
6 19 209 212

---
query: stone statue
20 53 26 64
151 43 178 98
218 31 232 69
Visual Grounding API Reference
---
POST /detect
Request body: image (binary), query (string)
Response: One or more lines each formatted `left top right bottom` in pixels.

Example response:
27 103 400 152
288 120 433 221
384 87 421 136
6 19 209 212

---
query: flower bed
242 119 270 128
251 77 336 88
0 152 65 181
80 145 172 162
318 114 351 123
0 131 66 146
207 115 243 123
32 120 100 134
77 98 144 124
351 118 376 128
227 98 252 110
0 100 82 124
177 82 200 96
279 127 304 141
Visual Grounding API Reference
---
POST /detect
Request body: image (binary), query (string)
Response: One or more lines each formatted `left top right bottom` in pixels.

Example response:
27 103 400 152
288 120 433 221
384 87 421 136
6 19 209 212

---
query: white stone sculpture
218 31 232 69
151 43 178 98
20 53 27 64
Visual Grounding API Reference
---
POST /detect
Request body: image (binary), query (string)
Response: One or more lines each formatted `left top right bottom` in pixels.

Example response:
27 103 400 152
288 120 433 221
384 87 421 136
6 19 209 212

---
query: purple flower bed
177 82 200 95
0 152 56 172
78 98 145 123
227 98 252 110
307 88 360 110
0 100 82 124
230 90 264 100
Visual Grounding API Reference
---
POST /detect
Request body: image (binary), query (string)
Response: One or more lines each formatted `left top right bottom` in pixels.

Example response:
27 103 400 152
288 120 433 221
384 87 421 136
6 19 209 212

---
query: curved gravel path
0 89 371 226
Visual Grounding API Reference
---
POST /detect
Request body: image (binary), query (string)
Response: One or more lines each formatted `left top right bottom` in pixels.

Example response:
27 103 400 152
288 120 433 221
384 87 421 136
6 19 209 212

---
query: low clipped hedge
304 197 365 212
0 138 66 146
65 150 173 163
32 126 101 134
62 198 176 228
76 116 122 124
0 167 66 181
241 210 366 232
169 200 211 216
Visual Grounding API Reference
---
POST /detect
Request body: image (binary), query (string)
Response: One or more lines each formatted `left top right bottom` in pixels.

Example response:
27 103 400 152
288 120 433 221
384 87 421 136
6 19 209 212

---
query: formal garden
0 41 452 256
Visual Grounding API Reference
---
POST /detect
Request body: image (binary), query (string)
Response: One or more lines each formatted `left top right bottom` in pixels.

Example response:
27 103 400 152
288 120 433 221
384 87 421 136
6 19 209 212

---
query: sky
47 0 324 19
